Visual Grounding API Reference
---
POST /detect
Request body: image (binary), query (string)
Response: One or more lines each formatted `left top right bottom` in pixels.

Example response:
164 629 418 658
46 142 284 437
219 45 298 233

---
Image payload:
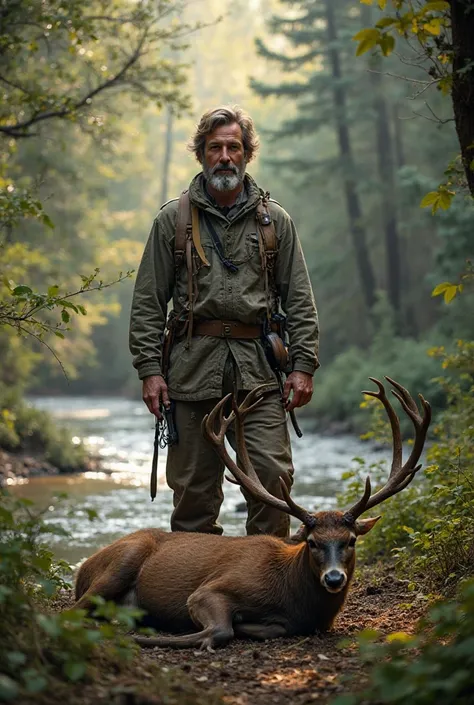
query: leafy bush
0 490 141 702
338 340 474 592
0 385 86 470
311 295 445 432
334 578 474 705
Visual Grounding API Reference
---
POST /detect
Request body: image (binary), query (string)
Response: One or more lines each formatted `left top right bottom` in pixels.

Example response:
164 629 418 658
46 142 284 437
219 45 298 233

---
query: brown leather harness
172 190 278 345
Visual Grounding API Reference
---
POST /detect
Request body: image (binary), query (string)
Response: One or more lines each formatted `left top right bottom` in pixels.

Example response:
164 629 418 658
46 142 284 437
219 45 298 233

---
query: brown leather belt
190 319 279 339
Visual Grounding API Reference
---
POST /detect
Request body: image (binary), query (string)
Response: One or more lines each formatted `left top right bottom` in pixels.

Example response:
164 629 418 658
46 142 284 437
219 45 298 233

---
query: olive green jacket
129 173 319 401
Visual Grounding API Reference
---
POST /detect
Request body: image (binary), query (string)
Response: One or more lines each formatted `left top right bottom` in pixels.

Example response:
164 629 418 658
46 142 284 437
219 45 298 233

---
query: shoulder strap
256 192 277 254
256 192 278 320
175 191 191 268
175 190 210 268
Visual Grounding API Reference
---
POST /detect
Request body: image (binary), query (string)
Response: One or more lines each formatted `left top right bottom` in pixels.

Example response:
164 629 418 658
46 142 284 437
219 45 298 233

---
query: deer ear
355 516 381 535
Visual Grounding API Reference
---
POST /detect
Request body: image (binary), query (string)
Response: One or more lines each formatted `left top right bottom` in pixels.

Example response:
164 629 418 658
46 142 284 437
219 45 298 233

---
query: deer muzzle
321 569 347 593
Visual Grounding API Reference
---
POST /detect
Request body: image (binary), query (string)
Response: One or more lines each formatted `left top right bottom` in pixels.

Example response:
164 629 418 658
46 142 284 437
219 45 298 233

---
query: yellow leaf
438 189 454 210
431 282 451 297
356 37 378 56
386 632 413 643
360 0 374 5
378 0 387 9
423 18 441 35
420 191 439 208
444 285 458 304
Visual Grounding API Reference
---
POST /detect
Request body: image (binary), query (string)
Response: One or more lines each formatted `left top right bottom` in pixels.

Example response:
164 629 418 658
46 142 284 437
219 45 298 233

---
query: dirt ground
26 563 426 705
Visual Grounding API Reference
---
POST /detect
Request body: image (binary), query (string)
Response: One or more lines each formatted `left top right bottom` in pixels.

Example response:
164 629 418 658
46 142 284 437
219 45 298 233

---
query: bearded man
129 106 319 537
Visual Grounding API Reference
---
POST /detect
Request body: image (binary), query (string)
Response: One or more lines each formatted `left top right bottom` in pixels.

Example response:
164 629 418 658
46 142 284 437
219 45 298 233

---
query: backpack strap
256 192 278 321
175 191 191 270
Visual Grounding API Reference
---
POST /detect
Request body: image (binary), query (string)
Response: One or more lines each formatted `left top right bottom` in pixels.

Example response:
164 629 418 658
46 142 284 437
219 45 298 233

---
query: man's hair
189 106 260 162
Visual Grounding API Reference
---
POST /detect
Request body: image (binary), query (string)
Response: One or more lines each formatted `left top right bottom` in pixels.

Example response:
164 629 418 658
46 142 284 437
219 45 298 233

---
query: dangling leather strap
256 192 278 321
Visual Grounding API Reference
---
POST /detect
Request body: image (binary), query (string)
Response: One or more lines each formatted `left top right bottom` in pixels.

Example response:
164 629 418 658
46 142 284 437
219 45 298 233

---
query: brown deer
74 377 431 650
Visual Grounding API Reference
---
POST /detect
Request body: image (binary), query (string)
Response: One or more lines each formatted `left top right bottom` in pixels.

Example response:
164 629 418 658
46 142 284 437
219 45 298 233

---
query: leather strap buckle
223 323 232 337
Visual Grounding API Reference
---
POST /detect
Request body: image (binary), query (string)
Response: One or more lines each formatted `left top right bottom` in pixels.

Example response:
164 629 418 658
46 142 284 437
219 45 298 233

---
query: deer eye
307 538 317 549
349 536 357 548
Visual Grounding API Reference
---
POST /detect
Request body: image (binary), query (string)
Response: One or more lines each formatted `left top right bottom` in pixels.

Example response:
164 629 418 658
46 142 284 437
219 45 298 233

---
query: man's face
201 122 246 192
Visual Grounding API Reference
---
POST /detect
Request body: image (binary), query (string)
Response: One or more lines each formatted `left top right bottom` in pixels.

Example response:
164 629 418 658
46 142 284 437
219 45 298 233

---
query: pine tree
252 0 377 313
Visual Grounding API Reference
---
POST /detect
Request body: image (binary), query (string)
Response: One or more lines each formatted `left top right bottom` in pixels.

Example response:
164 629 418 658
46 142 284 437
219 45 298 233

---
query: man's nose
220 147 230 162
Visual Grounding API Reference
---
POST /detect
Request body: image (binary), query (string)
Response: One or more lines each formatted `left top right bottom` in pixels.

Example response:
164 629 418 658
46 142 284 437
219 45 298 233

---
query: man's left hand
282 371 313 412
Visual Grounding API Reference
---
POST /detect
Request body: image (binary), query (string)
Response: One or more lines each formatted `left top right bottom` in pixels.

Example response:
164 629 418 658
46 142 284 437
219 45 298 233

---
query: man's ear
355 516 381 535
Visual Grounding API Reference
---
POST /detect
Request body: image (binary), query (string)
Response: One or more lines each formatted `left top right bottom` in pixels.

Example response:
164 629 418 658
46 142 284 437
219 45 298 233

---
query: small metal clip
259 212 272 226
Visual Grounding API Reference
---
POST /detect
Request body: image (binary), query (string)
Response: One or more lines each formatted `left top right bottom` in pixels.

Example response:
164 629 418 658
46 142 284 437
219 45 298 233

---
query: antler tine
279 477 317 528
343 476 372 524
345 378 431 521
202 393 234 445
361 377 403 478
204 386 315 528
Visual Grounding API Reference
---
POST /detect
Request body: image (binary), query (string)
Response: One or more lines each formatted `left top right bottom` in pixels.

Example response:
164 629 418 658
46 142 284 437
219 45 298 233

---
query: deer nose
323 570 346 591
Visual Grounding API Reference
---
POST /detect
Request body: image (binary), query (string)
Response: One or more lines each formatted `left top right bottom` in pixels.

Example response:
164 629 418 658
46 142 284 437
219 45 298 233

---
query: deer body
75 518 353 646
74 378 431 650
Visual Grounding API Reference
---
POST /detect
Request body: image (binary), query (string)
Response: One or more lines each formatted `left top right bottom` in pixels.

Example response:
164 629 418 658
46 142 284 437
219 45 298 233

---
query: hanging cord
202 211 239 274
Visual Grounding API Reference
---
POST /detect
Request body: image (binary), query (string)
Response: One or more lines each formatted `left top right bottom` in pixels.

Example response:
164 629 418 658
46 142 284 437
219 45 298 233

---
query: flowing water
10 396 392 567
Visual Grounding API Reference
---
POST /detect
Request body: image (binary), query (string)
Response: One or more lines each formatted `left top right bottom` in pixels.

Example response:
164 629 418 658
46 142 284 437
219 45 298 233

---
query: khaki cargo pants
166 363 294 537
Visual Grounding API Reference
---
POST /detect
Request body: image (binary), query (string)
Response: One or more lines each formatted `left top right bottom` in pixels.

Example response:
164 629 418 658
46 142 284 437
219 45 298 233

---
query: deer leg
135 589 234 651
74 544 149 611
234 623 288 640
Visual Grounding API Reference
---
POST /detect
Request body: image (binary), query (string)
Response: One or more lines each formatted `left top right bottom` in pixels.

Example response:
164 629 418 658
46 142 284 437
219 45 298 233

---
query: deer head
202 377 431 595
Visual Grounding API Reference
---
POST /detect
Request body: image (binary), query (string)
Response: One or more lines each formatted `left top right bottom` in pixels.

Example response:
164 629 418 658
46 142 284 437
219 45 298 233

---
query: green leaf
423 1 450 12
54 331 65 339
61 310 70 323
431 282 452 297
12 285 33 296
47 285 59 297
41 213 55 229
379 34 395 56
23 669 48 694
64 661 87 682
0 675 19 702
36 613 61 637
7 651 27 667
376 17 397 28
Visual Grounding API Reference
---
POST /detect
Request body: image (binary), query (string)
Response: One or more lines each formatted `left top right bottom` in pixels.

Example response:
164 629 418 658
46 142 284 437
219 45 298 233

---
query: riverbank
0 447 101 487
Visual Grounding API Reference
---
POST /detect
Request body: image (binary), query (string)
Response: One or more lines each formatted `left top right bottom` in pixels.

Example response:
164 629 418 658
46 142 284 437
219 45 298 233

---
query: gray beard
203 162 246 192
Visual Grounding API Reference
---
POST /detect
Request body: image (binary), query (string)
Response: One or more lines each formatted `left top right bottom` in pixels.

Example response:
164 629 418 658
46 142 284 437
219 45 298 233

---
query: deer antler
202 385 317 528
344 377 431 522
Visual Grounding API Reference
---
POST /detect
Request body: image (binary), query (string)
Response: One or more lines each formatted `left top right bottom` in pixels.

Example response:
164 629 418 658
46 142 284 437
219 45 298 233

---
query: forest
1 1 473 704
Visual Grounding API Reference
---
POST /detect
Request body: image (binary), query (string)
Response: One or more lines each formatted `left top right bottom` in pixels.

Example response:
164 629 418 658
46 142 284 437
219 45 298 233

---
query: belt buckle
223 323 231 337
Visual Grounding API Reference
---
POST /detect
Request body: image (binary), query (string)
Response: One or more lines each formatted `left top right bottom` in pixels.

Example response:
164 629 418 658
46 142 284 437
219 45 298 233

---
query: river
10 396 392 567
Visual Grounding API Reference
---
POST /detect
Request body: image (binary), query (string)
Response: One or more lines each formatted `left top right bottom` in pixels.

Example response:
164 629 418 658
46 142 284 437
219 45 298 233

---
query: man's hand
282 371 313 413
142 375 170 419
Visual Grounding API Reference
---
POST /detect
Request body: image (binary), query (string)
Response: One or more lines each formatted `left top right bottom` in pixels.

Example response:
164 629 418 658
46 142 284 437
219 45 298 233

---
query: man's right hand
142 375 170 420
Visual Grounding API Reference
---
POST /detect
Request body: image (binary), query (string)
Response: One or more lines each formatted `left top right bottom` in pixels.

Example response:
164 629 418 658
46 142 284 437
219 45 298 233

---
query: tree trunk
391 102 419 337
160 107 174 206
451 0 474 197
369 56 402 320
325 0 376 311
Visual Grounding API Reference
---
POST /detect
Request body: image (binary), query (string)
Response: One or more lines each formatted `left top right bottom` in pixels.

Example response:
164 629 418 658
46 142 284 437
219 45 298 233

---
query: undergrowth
0 490 223 704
